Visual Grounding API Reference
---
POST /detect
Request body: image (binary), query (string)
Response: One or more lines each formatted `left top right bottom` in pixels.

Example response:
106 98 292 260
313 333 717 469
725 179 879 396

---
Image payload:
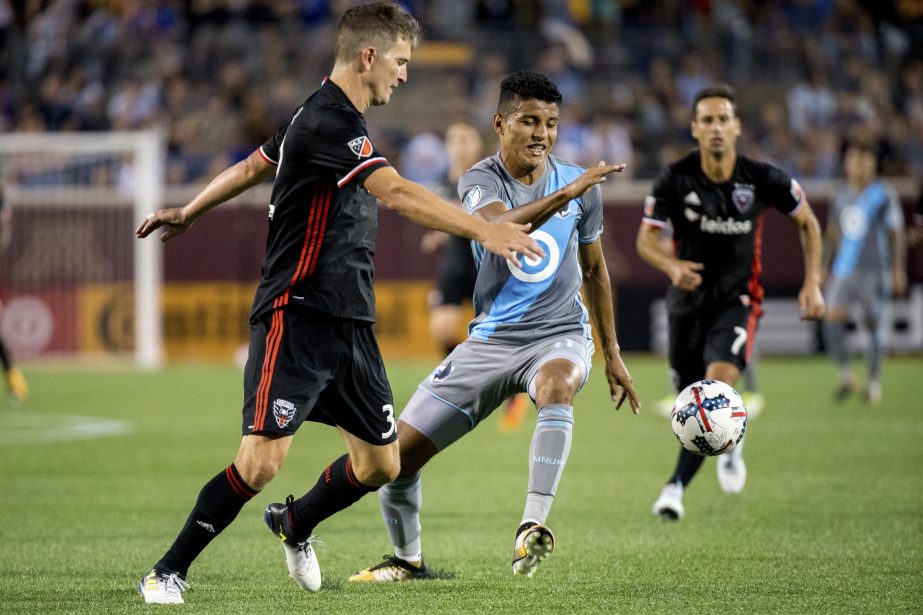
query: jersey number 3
381 404 396 439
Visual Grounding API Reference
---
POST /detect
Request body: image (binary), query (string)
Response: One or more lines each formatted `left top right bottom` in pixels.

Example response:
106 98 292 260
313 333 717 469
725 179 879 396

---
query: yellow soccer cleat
512 523 555 577
349 555 429 582
5 368 28 406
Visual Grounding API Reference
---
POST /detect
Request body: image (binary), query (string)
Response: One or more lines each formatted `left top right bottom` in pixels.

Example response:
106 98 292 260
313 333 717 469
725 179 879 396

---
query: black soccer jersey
642 151 805 313
251 79 390 323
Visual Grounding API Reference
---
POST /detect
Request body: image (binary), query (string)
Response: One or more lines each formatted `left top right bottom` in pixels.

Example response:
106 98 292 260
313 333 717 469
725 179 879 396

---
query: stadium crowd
1 0 921 184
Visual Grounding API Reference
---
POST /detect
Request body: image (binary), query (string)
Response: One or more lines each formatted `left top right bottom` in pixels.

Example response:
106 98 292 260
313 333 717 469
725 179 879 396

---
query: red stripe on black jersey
258 146 278 165
300 179 334 280
290 187 325 285
337 157 387 188
747 214 766 308
744 214 766 362
305 181 334 276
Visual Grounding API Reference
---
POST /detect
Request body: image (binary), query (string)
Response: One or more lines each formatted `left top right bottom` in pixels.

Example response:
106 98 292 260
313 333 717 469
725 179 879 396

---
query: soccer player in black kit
134 3 541 604
636 84 825 521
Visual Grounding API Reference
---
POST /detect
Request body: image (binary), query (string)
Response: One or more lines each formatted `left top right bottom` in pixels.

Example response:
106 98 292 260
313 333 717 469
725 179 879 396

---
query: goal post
0 131 165 368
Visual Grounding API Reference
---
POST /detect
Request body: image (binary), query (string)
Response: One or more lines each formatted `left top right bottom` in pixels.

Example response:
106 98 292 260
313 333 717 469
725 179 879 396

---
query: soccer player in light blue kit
350 71 640 582
823 140 906 403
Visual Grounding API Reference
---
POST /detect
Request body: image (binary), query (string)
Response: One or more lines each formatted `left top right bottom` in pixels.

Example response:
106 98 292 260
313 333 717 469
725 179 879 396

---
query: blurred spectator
0 0 919 182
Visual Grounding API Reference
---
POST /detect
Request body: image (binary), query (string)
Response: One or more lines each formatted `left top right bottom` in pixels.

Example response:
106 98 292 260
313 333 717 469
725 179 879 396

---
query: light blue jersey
458 154 603 345
830 180 903 278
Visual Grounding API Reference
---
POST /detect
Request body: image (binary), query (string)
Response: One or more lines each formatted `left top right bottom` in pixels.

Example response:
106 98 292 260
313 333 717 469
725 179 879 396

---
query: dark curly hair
497 71 562 115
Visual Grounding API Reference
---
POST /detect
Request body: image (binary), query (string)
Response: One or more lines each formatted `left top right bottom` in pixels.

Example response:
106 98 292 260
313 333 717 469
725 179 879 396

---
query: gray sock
824 320 851 377
379 473 422 562
521 404 574 526
743 351 758 391
868 325 883 384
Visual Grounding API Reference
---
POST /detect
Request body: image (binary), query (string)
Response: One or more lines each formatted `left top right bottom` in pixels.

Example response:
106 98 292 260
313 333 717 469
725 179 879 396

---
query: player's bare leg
514 359 581 576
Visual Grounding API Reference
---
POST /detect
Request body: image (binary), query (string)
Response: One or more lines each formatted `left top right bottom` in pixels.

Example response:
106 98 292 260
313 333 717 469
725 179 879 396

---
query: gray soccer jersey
829 180 903 277
458 154 604 345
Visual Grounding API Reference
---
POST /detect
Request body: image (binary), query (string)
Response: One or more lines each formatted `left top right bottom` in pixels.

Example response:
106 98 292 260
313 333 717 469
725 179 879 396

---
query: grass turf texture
0 355 920 613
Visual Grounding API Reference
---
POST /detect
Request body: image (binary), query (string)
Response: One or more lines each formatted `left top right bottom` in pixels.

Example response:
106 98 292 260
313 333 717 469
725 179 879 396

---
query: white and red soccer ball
670 379 748 456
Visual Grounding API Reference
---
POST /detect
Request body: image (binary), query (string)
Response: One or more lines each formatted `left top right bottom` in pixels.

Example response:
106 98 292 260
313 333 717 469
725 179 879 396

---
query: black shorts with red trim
667 298 760 391
241 305 397 445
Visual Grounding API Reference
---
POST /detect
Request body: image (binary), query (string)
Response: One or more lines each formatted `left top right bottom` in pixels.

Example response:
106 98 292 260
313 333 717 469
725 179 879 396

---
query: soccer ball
670 379 748 456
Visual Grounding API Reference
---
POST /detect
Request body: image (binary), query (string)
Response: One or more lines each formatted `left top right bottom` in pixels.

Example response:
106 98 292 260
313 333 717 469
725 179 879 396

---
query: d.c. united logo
273 399 297 428
347 136 373 159
731 183 755 213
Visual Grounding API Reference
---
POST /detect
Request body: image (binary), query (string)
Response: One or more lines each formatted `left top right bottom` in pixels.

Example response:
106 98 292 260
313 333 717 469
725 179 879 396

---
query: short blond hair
335 2 421 62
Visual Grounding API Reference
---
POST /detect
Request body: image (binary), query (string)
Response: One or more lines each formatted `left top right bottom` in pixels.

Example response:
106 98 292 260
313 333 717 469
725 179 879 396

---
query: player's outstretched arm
635 223 704 290
364 166 543 269
136 149 275 242
789 199 825 320
479 162 626 230
579 240 640 414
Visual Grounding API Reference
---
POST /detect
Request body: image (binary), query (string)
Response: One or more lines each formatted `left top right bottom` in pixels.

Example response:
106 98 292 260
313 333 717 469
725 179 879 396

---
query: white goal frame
0 131 165 368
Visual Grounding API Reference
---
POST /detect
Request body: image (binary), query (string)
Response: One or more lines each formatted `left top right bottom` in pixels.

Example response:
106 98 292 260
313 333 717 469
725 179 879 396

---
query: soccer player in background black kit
0 185 29 405
636 84 825 521
134 3 541 604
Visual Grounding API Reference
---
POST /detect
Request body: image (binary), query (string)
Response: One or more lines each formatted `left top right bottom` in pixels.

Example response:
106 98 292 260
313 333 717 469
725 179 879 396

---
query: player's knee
352 455 400 487
236 457 282 490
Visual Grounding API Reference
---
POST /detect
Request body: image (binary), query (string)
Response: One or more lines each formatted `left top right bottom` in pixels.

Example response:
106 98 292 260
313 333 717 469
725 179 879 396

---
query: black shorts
242 306 397 444
668 300 760 391
431 235 477 307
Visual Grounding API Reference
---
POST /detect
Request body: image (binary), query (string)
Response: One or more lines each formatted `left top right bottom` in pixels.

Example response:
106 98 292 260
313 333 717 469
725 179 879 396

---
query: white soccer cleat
264 498 322 592
717 446 747 494
652 483 684 521
512 523 555 577
138 569 188 604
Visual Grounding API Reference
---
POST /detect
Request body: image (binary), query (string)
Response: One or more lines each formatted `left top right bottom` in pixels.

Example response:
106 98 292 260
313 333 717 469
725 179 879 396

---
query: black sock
0 336 11 371
670 447 706 487
156 464 258 576
290 454 376 540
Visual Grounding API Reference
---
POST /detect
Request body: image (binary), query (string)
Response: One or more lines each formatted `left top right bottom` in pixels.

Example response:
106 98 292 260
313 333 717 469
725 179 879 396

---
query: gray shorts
825 272 890 322
398 334 593 450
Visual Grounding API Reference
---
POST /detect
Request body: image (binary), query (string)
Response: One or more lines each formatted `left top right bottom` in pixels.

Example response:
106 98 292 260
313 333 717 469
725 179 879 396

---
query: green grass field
1 355 921 613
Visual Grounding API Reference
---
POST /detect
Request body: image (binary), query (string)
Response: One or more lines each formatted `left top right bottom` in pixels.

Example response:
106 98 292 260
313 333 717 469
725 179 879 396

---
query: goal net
0 131 164 368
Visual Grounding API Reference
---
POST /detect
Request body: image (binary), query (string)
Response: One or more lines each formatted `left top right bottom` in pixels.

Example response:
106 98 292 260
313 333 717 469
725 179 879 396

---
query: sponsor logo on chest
699 215 752 235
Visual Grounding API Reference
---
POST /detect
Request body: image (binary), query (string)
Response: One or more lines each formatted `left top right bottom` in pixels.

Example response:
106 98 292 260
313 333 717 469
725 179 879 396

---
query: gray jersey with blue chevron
829 181 903 277
458 154 603 345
